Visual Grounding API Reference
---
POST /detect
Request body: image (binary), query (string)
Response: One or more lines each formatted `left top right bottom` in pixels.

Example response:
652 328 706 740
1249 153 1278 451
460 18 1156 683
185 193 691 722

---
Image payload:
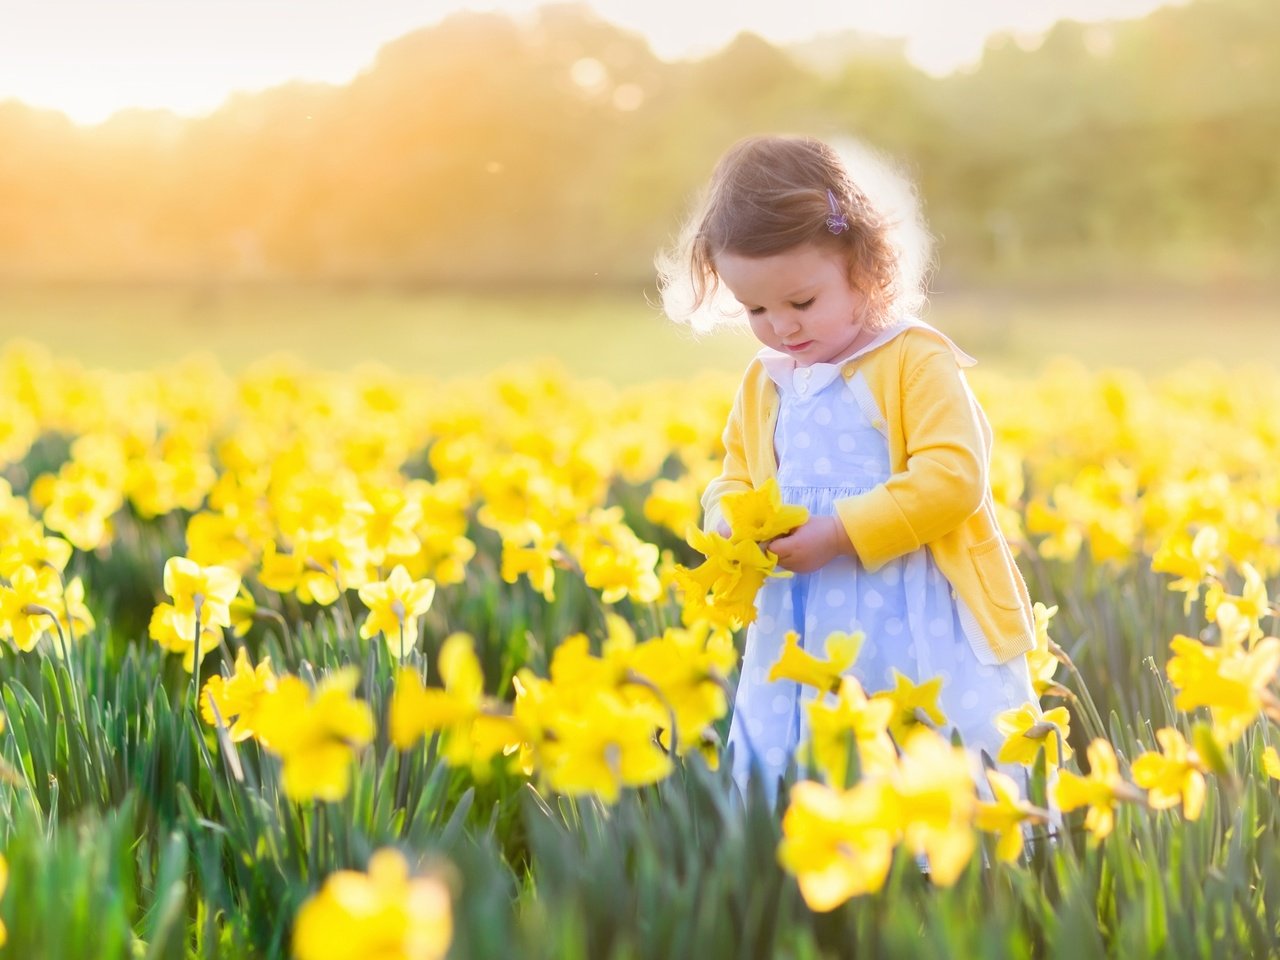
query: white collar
756 317 976 392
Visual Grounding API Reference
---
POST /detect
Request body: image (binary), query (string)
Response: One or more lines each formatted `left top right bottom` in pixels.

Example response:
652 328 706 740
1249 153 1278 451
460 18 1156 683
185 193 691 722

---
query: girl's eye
747 307 765 316
793 298 815 310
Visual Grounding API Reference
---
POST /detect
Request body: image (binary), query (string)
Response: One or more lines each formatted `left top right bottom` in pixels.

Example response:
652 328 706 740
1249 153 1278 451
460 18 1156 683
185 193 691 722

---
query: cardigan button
950 589 958 600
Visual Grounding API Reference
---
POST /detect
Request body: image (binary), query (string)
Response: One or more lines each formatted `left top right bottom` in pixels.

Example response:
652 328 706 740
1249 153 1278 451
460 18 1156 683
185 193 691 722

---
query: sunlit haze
0 0 1186 125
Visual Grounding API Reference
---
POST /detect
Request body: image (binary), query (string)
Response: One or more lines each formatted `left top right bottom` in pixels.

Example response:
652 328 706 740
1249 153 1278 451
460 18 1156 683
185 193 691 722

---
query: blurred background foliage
1 0 1278 288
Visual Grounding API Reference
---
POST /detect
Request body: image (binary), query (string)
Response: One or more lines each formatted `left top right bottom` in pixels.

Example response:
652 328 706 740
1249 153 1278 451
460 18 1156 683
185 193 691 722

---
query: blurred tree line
0 0 1276 286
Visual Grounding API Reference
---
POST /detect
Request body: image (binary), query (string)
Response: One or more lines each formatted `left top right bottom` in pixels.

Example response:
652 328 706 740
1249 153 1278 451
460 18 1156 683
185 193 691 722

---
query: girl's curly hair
657 135 933 334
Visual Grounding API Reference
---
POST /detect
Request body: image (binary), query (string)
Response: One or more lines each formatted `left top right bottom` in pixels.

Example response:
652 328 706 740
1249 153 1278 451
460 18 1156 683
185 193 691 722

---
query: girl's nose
774 316 801 337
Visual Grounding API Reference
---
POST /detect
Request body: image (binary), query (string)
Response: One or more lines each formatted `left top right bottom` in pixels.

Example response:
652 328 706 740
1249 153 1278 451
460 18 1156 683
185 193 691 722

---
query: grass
0 281 1276 383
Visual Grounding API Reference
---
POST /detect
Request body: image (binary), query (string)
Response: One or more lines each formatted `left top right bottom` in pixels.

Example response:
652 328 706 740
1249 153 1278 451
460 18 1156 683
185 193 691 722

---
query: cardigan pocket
969 535 1024 612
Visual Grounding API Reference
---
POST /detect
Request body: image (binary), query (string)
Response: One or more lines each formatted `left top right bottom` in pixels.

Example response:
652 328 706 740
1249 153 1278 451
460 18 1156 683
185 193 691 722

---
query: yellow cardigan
701 323 1036 664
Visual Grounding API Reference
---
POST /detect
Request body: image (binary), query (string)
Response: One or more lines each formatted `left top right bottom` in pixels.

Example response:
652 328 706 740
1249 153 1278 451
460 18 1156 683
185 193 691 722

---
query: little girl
658 135 1041 802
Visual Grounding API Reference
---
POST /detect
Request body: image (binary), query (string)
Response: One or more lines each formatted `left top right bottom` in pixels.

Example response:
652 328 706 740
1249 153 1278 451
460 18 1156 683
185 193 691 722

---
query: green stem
1050 639 1108 744
192 597 205 698
24 603 81 726
255 607 297 663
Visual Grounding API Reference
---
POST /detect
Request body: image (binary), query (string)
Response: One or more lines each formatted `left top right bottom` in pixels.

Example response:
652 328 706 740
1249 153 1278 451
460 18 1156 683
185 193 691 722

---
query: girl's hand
767 516 852 573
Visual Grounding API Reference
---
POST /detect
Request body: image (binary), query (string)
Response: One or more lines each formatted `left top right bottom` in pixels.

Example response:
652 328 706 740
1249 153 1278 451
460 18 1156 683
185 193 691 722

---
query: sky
0 0 1185 125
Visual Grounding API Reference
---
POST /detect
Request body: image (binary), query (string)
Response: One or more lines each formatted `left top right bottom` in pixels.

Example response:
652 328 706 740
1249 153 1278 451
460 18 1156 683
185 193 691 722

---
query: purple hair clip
825 189 849 235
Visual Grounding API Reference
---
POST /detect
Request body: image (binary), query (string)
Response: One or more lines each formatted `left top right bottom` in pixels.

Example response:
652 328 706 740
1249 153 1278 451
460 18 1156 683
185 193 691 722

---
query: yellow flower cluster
150 556 242 673
391 617 736 802
980 360 1280 580
771 634 1054 906
0 480 93 655
672 479 807 629
1048 586 1280 845
0 349 736 649
779 728 1003 906
772 570 1280 906
201 655 374 803
293 849 451 960
253 668 375 803
1 343 1278 889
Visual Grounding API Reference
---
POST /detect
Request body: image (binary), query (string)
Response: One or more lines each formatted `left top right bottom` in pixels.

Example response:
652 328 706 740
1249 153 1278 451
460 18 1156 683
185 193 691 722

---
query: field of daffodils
0 341 1277 958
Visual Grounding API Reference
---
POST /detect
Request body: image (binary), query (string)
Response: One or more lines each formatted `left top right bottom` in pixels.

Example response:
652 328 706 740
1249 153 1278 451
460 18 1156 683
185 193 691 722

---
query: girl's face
716 243 875 367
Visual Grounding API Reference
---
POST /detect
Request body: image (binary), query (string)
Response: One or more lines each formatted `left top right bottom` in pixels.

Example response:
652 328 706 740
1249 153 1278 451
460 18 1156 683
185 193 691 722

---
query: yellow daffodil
1263 746 1280 781
348 486 423 566
721 478 809 543
149 602 223 672
48 575 95 653
292 848 451 960
162 556 241 635
768 630 864 695
228 587 257 638
200 647 277 742
185 509 266 574
1166 633 1280 744
777 779 896 909
0 524 72 578
537 686 673 804
891 730 978 886
643 475 703 539
804 675 896 786
676 527 781 628
254 668 375 802
975 769 1041 864
500 523 561 602
995 703 1073 767
574 510 662 604
39 469 121 551
390 634 523 778
873 670 947 744
1053 738 1133 842
1204 562 1270 647
358 564 437 658
1152 526 1222 612
628 620 736 759
1025 496 1083 563
1131 727 1207 820
0 565 68 652
1026 602 1061 695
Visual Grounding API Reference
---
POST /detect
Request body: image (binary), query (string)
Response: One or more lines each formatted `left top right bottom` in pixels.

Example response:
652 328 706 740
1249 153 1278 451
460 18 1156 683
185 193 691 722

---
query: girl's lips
783 341 812 352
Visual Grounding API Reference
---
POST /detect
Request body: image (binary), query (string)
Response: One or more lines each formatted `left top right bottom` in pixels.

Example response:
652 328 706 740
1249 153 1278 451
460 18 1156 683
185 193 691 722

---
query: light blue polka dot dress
726 346 1039 805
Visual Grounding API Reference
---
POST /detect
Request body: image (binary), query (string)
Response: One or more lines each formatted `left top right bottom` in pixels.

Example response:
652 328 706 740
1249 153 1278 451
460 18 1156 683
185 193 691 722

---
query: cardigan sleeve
833 342 986 570
700 378 754 535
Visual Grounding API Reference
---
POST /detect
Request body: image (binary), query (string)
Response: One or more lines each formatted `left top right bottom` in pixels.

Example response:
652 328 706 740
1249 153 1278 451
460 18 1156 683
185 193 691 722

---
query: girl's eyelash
747 299 813 315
